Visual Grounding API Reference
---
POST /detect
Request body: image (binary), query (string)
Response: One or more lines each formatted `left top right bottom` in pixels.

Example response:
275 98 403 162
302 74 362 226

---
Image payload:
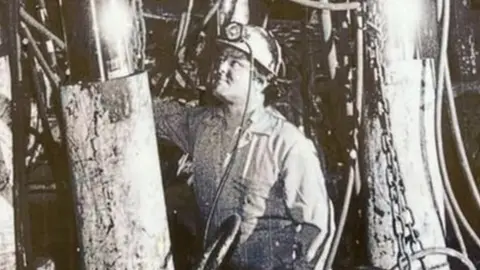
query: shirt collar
204 105 283 136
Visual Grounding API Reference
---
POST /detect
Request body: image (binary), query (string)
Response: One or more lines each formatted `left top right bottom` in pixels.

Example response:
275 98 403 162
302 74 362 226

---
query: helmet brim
216 39 277 76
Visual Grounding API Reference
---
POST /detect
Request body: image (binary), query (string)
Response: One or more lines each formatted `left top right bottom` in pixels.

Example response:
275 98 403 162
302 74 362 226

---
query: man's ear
252 75 268 93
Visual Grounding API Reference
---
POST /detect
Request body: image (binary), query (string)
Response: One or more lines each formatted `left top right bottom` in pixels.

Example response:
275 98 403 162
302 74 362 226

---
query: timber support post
362 0 449 269
59 0 174 268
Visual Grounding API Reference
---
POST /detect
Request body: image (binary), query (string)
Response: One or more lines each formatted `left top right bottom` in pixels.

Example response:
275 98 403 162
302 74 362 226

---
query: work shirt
153 98 336 270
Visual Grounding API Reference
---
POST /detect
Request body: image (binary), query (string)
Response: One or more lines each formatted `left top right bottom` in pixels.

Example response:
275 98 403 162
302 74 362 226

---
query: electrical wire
202 43 255 249
444 190 467 254
434 0 480 252
388 247 476 270
354 10 363 195
324 161 355 270
442 67 480 249
444 51 480 213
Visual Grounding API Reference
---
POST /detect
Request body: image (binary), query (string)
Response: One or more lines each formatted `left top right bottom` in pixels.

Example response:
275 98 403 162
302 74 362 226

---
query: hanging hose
388 247 476 270
353 11 363 196
434 0 480 252
443 65 480 249
324 162 355 270
444 192 467 254
202 44 255 249
193 214 242 270
324 9 363 270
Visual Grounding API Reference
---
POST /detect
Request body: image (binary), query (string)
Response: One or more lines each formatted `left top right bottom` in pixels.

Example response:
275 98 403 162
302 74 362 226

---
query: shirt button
274 241 280 247
295 224 302 233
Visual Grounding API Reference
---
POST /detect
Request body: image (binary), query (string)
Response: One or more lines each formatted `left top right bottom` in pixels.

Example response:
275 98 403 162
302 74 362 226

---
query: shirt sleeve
152 97 194 154
280 137 336 266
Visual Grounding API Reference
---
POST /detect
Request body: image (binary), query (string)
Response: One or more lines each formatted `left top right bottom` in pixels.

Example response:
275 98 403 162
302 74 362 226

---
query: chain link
371 42 425 270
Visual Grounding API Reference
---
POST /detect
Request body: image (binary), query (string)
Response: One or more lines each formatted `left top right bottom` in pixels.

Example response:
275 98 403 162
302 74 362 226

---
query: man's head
208 23 284 105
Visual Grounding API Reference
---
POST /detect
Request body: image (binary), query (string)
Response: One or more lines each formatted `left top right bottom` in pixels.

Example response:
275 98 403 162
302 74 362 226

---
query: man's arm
280 137 336 267
152 97 194 154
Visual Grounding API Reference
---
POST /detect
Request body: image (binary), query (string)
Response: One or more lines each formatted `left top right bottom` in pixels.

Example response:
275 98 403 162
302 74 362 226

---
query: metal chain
372 40 425 270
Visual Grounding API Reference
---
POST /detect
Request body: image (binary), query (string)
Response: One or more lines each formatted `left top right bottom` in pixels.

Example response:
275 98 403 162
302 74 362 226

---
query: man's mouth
212 76 229 86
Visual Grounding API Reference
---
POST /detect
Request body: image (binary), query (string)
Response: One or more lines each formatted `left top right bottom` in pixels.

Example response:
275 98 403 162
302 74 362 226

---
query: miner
153 22 336 269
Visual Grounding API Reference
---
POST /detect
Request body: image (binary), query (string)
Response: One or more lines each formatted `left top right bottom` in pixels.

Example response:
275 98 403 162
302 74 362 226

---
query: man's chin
211 91 230 104
212 87 228 100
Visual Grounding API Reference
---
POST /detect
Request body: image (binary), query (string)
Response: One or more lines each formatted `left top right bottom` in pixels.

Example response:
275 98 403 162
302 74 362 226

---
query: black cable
434 0 480 252
203 43 255 249
444 192 466 254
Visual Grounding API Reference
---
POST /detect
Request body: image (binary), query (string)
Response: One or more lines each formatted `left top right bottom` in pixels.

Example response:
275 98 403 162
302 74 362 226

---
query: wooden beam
60 72 174 269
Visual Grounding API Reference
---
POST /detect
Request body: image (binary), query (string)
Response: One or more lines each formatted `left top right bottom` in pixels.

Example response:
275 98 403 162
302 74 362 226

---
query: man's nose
216 60 230 75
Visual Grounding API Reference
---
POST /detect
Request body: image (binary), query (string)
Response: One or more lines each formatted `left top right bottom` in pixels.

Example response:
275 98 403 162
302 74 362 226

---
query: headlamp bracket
223 22 244 42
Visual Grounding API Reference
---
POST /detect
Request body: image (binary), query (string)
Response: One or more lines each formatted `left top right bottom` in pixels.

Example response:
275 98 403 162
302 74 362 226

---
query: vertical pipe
61 0 137 83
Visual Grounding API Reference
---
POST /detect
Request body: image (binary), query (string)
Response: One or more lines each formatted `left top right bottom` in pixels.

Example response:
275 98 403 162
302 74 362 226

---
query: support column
60 72 174 269
59 0 173 268
362 0 448 269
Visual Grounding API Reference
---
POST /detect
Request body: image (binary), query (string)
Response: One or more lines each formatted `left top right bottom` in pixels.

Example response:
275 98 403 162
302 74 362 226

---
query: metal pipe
20 23 60 87
61 0 138 83
288 0 360 11
318 0 338 80
354 11 364 195
34 0 58 68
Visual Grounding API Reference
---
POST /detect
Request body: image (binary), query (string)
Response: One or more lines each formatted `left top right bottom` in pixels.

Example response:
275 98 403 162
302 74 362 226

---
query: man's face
209 46 254 104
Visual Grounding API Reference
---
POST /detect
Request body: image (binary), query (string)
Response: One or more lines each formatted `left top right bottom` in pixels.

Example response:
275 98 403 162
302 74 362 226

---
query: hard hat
216 22 285 78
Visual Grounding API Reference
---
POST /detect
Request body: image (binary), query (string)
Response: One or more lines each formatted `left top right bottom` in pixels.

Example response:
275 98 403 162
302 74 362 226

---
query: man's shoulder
264 108 315 152
152 97 211 118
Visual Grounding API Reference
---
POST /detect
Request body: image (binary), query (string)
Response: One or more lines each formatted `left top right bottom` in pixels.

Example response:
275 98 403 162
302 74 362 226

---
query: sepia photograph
0 0 479 269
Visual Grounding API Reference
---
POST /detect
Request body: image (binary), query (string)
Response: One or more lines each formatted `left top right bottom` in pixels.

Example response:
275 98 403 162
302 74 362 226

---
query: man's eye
232 60 246 68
